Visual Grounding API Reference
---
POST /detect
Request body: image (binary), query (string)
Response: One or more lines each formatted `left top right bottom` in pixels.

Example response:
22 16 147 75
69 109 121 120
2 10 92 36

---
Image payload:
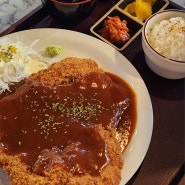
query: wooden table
0 1 184 184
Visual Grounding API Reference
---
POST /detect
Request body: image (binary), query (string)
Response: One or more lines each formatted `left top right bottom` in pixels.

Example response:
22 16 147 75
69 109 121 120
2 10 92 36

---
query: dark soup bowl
41 0 96 23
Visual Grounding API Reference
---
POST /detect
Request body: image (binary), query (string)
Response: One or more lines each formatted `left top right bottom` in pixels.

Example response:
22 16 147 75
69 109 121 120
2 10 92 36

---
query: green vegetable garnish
45 45 63 57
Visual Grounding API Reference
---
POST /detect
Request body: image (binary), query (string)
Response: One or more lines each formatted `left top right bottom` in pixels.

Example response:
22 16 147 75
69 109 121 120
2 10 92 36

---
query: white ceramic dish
2 28 153 185
142 9 185 79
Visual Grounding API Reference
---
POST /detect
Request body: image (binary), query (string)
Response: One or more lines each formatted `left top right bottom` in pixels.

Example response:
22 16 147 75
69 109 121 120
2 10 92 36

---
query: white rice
147 17 185 62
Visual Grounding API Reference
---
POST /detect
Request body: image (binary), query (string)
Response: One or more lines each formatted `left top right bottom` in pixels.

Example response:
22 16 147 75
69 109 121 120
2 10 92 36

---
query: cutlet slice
0 125 123 185
29 57 104 86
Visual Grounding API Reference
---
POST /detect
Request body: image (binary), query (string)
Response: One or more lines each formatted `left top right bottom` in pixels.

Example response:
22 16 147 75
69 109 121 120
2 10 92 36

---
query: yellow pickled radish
135 1 152 21
124 0 156 21
124 2 136 15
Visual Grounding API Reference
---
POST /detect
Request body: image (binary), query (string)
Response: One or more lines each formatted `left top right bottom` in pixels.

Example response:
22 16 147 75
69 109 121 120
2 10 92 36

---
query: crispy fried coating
0 57 123 185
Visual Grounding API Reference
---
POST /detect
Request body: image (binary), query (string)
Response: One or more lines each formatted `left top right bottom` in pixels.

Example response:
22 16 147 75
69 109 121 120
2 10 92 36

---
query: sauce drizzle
0 72 136 176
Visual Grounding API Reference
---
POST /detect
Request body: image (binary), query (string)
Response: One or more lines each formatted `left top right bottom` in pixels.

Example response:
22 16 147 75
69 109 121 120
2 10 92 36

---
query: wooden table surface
0 0 184 185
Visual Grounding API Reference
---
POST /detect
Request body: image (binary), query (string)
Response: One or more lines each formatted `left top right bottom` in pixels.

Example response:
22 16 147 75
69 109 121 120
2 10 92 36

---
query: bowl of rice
142 9 185 79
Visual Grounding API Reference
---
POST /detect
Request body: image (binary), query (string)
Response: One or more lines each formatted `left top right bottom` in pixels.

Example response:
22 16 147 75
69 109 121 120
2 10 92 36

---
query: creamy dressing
24 59 48 75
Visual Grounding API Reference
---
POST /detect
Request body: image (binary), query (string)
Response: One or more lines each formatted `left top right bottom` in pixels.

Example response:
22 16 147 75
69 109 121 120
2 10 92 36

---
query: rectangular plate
90 0 169 51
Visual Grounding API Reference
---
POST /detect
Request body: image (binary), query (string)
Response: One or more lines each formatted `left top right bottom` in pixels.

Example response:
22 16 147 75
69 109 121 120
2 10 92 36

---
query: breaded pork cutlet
29 57 104 86
0 57 125 185
0 125 123 185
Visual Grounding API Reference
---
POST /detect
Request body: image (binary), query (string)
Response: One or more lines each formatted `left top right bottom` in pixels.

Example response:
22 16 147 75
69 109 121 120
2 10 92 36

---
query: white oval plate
4 28 153 185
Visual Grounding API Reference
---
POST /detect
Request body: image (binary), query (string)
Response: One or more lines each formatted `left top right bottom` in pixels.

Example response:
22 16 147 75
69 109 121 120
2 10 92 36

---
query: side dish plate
1 28 153 185
90 0 169 51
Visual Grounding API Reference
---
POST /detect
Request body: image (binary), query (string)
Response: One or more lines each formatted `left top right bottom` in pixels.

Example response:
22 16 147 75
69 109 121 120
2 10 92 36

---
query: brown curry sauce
0 72 137 176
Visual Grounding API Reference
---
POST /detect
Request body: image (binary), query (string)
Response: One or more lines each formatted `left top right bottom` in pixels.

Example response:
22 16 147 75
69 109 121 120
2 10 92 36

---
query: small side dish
90 8 143 51
99 16 130 44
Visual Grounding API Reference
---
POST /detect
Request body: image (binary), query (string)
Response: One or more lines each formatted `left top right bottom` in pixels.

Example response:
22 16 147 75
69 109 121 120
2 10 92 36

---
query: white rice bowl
146 16 185 62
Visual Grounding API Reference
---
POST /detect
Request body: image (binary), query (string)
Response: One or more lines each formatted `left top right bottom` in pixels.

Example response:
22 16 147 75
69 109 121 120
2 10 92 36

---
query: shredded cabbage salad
0 37 48 94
